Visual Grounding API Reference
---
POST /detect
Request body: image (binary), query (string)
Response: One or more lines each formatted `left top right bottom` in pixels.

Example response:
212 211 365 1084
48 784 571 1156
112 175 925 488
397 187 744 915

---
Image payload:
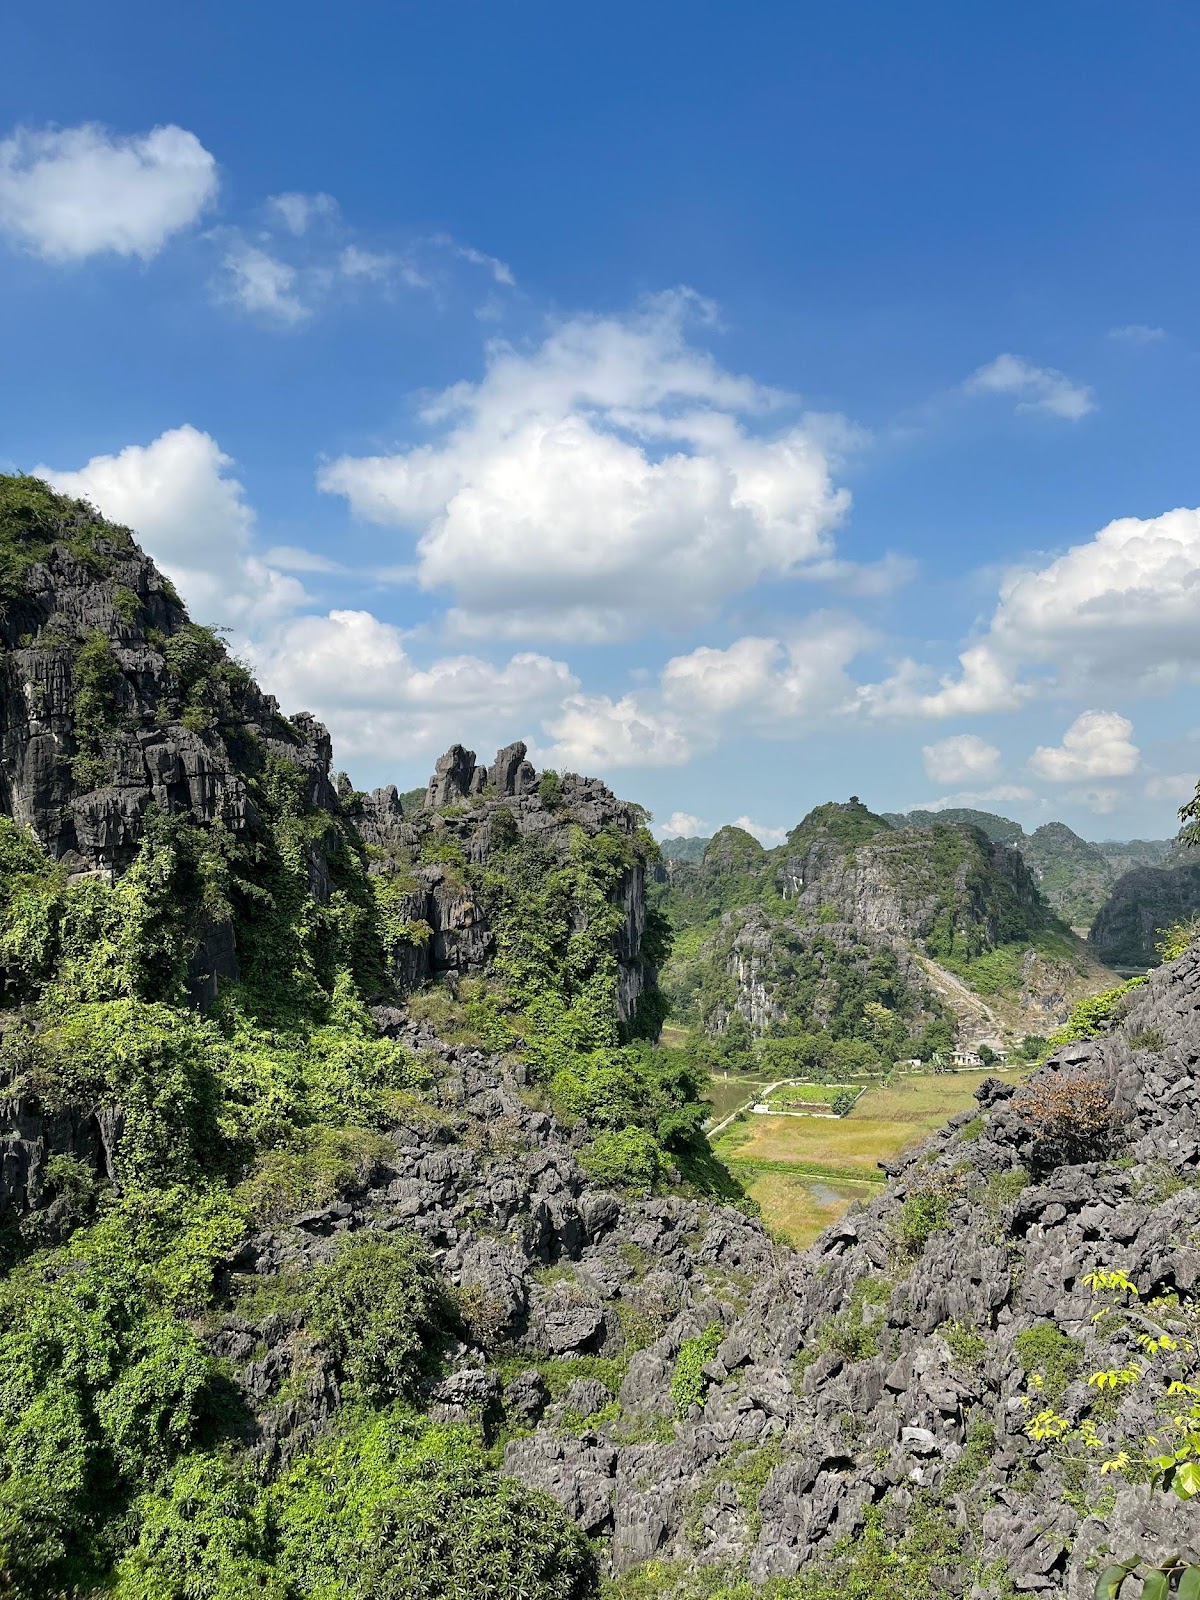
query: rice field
740 1170 879 1249
714 1068 1031 1239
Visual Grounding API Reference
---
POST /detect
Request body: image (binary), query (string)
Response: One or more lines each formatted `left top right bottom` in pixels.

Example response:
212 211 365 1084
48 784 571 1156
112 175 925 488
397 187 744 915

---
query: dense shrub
305 1232 451 1405
581 1126 668 1193
1014 1321 1083 1400
1015 1072 1114 1168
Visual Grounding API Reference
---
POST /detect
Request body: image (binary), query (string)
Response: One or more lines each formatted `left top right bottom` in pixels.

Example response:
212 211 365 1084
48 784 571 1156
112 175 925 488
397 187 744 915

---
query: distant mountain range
662 804 1198 970
653 800 1117 1056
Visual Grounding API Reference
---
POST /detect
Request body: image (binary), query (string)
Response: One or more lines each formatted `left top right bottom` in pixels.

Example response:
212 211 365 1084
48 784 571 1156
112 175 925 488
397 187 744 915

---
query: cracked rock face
0 535 335 876
355 739 657 1024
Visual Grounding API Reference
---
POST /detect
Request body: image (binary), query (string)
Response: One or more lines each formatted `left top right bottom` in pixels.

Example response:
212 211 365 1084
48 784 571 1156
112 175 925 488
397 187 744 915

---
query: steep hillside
4 476 1200 1600
889 809 1176 933
0 476 697 1598
655 802 1113 1055
1089 859 1200 969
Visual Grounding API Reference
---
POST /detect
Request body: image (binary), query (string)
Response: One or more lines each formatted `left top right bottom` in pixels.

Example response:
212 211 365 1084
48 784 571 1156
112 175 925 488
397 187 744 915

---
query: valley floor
711 1067 1032 1245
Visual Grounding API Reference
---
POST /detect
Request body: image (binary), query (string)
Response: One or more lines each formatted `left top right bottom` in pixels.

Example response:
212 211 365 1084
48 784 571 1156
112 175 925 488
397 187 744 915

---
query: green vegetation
671 1322 724 1417
0 474 136 602
0 672 680 1597
938 924 1078 996
797 1276 891 1370
1044 975 1146 1051
892 1180 954 1255
1014 1321 1083 1400
114 1412 596 1600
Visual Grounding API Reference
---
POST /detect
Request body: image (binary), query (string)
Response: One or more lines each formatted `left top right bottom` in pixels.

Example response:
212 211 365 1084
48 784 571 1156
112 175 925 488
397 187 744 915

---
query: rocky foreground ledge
195 947 1200 1595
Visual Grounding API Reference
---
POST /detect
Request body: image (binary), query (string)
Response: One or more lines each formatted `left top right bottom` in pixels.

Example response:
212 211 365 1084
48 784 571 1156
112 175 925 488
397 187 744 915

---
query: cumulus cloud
656 812 709 839
988 507 1200 695
858 644 1029 721
860 503 1200 720
0 122 218 260
921 734 1002 785
541 618 868 769
965 353 1095 420
1029 710 1140 782
37 426 305 631
318 291 868 639
247 609 577 761
1108 324 1165 345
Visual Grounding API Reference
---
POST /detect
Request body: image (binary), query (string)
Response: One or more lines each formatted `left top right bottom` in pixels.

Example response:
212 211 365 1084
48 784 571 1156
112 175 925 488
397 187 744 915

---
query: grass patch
741 1170 876 1249
714 1071 1029 1177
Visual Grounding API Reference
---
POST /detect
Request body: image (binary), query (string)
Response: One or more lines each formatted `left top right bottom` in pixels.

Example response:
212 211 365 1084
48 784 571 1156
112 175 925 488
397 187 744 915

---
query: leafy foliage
671 1322 724 1417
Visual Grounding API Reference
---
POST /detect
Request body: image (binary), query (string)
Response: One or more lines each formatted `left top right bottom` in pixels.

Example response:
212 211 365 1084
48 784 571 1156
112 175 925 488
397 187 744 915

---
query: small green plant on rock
671 1322 724 1418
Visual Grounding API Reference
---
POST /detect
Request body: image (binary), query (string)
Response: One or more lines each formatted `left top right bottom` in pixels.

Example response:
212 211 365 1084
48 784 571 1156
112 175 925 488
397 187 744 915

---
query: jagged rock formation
1090 860 1200 970
0 496 335 877
350 738 655 1023
196 927 1200 1595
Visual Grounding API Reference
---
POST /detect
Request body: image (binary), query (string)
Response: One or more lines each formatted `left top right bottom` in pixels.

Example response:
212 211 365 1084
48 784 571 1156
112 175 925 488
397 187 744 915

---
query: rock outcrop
656 805 1114 1048
1090 860 1200 970
355 739 656 1023
200 938 1200 1594
0 513 336 879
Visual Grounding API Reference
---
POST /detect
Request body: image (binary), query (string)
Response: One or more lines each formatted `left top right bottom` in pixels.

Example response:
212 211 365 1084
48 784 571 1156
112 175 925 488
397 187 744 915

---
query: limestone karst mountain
654 801 1117 1055
2 474 1200 1599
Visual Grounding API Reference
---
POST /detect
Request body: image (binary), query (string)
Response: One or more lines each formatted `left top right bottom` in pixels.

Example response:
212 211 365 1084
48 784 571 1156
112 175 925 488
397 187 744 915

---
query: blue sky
3 1 1199 842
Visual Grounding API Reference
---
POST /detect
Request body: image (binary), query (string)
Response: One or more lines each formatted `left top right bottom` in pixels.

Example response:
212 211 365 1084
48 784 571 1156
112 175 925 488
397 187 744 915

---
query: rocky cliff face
655 806 1110 1049
349 740 655 1026
0 491 335 879
1090 860 1200 970
200 918 1200 1596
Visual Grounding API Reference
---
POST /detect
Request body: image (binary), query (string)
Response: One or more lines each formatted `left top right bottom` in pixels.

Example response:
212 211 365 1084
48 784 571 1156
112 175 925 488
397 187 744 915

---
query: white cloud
37 425 305 630
904 785 1035 813
432 233 515 286
656 811 709 839
732 815 789 845
266 191 337 235
989 507 1200 695
263 544 347 574
1108 324 1165 345
1029 710 1140 781
540 618 868 770
860 503 1200 720
859 644 1029 721
247 608 576 760
1144 773 1195 802
220 242 311 324
541 691 693 769
319 291 862 640
921 734 1001 785
0 122 217 261
965 353 1095 420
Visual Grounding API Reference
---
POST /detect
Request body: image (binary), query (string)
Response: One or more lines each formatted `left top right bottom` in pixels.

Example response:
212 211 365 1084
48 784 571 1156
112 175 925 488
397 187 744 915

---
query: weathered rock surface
194 944 1200 1594
1090 860 1200 970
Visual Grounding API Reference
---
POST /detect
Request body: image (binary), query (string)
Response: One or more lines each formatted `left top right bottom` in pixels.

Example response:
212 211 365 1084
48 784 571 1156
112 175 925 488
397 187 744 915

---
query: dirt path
915 954 1005 1042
